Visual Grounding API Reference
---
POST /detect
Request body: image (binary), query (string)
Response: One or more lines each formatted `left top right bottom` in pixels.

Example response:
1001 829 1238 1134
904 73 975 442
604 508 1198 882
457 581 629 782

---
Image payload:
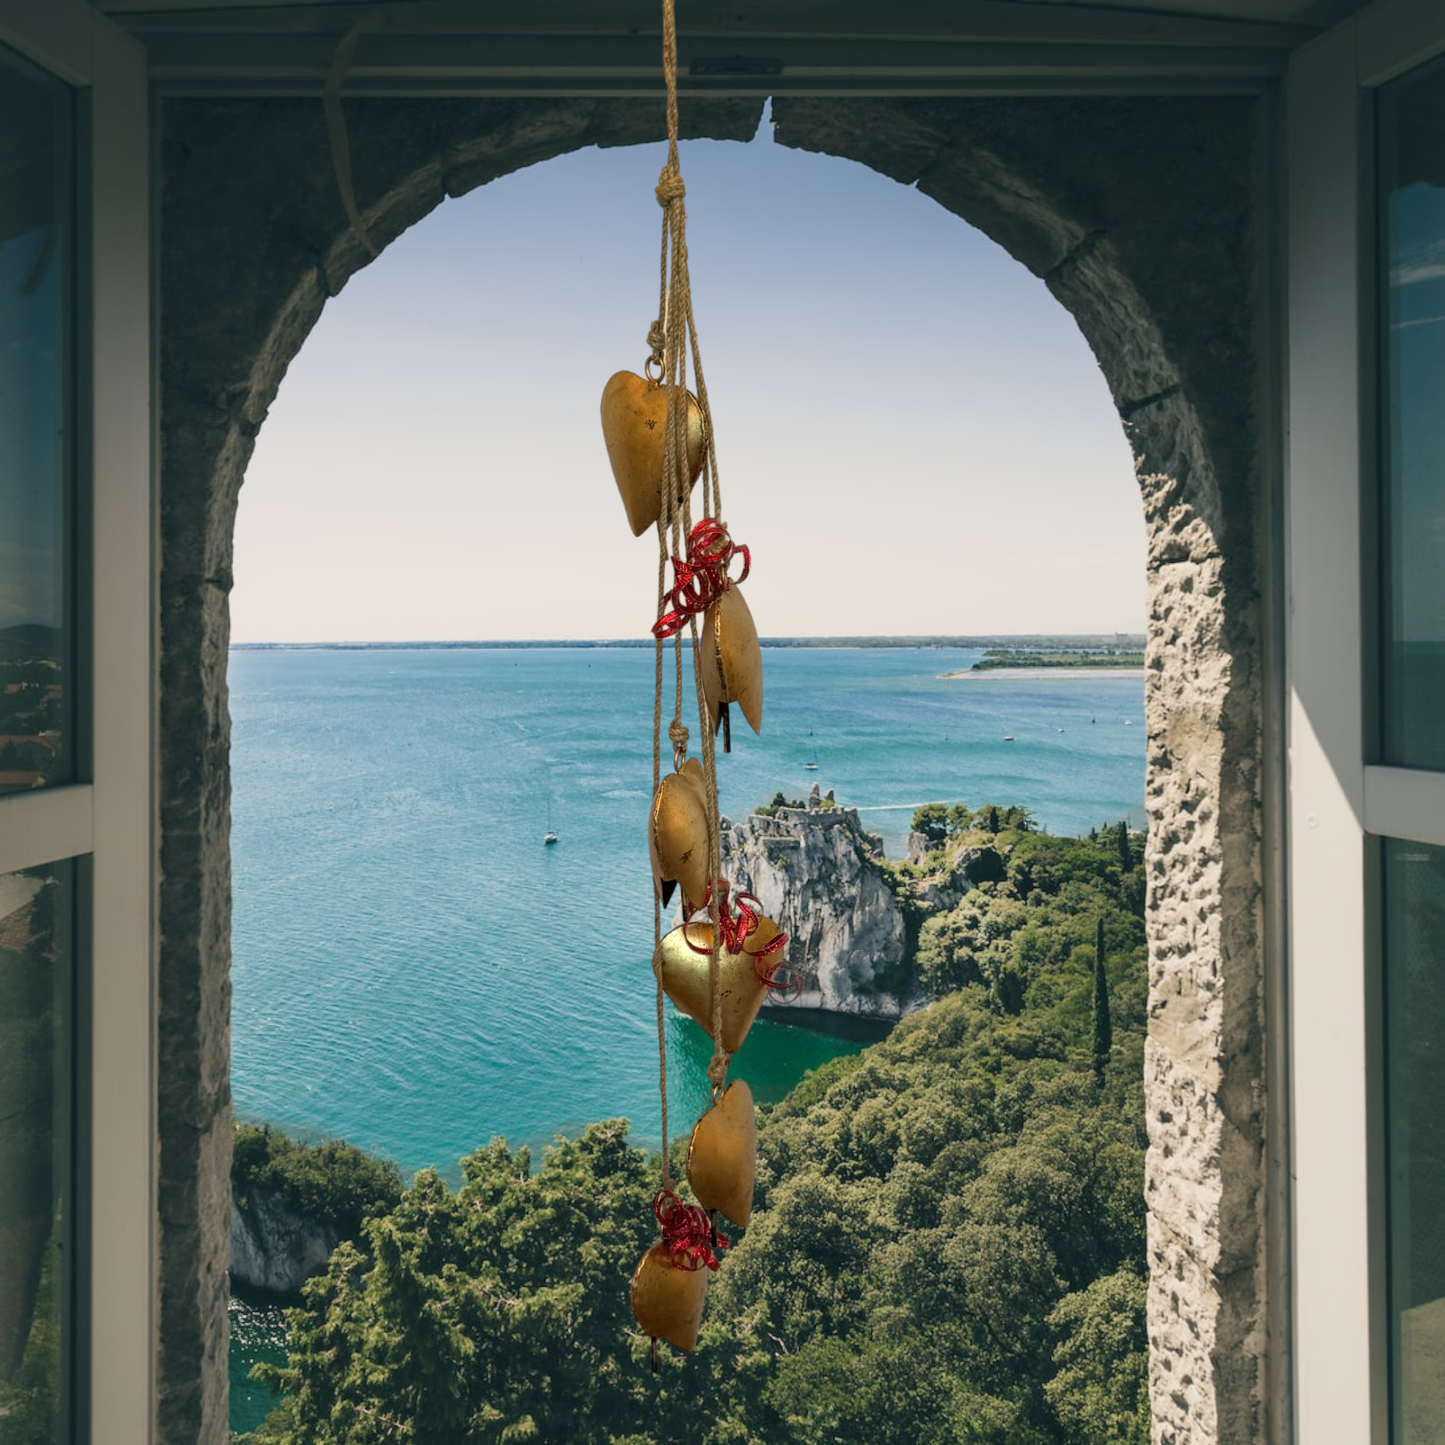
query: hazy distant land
941 648 1146 678
229 633 1147 653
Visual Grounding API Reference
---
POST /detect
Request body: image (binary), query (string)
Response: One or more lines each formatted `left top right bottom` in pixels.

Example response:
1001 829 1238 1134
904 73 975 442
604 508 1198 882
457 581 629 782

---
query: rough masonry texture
158 93 1269 1445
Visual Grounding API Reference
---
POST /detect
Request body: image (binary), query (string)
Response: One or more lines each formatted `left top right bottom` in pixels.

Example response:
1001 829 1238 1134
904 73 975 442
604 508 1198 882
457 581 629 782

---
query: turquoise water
228 644 1144 1175
226 643 1146 1432
230 1293 290 1436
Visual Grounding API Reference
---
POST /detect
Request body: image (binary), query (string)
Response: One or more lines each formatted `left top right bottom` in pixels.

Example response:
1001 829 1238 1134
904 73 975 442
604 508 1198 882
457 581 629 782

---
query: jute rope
652 536 672 1189
649 0 733 1192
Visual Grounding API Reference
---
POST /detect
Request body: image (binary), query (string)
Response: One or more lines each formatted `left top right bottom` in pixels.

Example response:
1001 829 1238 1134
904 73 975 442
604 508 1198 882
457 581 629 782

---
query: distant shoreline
230 633 1146 653
941 666 1146 681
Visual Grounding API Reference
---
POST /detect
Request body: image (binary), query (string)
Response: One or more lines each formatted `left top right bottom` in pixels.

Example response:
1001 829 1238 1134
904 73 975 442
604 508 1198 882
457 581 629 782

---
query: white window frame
1287 3 1445 1441
0 3 152 1442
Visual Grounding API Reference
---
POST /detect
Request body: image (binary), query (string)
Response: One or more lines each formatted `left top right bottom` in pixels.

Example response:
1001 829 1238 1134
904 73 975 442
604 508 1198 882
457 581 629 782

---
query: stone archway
158 93 1268 1445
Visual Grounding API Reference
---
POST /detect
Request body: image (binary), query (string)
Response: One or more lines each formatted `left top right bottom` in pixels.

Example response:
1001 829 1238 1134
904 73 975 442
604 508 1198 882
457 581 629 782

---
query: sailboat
543 801 558 846
803 748 818 771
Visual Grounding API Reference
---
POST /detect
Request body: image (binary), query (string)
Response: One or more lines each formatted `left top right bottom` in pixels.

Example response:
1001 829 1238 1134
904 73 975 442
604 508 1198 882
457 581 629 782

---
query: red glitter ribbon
758 956 801 1005
653 1187 728 1271
652 519 751 640
684 879 798 1004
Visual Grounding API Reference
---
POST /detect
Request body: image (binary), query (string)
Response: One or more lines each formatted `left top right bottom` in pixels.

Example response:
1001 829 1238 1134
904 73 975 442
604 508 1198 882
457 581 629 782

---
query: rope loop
656 167 687 206
646 320 667 380
668 718 690 760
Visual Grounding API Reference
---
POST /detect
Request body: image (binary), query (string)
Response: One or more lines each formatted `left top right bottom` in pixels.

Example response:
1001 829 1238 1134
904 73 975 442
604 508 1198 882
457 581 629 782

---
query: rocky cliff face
716 794 967 1017
230 1186 337 1296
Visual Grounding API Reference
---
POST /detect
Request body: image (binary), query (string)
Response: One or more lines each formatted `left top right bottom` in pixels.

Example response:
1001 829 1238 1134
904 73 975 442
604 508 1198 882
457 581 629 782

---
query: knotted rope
649 0 738 1188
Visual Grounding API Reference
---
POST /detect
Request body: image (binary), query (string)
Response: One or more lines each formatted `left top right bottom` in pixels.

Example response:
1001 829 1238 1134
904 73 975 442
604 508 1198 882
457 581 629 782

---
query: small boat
543 803 558 846
803 743 819 770
1003 734 1015 742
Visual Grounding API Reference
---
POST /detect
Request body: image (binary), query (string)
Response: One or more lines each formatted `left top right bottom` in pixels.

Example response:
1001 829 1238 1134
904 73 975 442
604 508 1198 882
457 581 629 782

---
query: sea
226 642 1146 1433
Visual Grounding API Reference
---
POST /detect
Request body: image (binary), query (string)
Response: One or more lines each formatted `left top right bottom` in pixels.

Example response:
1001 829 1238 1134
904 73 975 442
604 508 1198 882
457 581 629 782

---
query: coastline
939 666 1146 681
759 1002 898 1042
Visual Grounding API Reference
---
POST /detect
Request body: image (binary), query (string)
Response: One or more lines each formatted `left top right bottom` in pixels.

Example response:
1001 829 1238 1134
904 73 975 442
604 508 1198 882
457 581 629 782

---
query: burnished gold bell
650 759 711 911
698 585 762 749
687 1079 757 1226
630 1241 709 1352
656 918 782 1055
600 371 705 537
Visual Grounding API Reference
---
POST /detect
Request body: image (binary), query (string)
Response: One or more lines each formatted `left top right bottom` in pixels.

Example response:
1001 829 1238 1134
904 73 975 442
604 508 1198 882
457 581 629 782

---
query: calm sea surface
227 644 1145 1432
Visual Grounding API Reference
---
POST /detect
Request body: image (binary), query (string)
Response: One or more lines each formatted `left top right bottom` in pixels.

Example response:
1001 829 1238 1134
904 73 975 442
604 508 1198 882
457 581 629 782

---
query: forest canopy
239 812 1149 1445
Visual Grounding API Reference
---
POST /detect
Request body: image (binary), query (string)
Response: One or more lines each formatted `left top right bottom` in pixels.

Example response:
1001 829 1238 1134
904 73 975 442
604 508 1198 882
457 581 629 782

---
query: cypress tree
1116 820 1132 873
1092 914 1113 1086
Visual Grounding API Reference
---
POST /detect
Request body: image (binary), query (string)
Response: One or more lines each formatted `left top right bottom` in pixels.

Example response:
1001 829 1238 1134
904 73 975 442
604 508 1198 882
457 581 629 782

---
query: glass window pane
1379 57 1445 770
1383 837 1445 1444
0 44 74 796
0 860 74 1445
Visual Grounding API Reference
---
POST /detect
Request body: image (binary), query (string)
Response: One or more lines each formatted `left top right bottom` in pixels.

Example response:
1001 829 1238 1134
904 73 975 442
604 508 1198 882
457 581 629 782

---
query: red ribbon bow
652 518 751 640
684 879 800 1004
654 1187 727 1271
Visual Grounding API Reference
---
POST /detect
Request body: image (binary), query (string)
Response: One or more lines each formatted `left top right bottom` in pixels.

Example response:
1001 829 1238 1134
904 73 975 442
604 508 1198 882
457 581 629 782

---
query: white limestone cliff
230 1186 337 1296
716 797 966 1017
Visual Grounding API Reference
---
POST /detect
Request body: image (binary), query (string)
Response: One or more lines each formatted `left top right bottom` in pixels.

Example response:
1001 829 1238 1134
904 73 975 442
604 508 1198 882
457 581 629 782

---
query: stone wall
158 92 1270 1445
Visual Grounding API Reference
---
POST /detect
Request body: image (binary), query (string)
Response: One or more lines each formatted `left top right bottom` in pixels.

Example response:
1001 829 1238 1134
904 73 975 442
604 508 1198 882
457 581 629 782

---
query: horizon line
229 632 1147 650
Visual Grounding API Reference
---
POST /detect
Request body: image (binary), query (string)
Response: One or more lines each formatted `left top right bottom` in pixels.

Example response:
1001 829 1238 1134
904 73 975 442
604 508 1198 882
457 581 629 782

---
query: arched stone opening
158 93 1267 1445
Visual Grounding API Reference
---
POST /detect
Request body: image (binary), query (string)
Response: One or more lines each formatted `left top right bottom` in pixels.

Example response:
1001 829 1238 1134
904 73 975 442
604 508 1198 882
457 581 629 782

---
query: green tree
233 1124 403 1243
1044 1268 1149 1445
1115 821 1132 873
917 909 984 997
255 1123 663 1445
912 803 950 845
1092 915 1113 1086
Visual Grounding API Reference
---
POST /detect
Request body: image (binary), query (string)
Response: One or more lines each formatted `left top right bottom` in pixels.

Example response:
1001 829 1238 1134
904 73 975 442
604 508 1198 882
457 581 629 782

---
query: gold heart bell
600 371 705 536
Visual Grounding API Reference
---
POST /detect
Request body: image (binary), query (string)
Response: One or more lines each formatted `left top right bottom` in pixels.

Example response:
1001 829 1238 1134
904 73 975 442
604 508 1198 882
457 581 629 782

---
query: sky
230 106 1145 643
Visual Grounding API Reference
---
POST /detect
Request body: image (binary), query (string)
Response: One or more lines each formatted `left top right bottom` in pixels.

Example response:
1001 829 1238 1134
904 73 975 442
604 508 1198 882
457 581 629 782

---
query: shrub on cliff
917 829 1146 1041
233 1124 403 1243
753 791 807 817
